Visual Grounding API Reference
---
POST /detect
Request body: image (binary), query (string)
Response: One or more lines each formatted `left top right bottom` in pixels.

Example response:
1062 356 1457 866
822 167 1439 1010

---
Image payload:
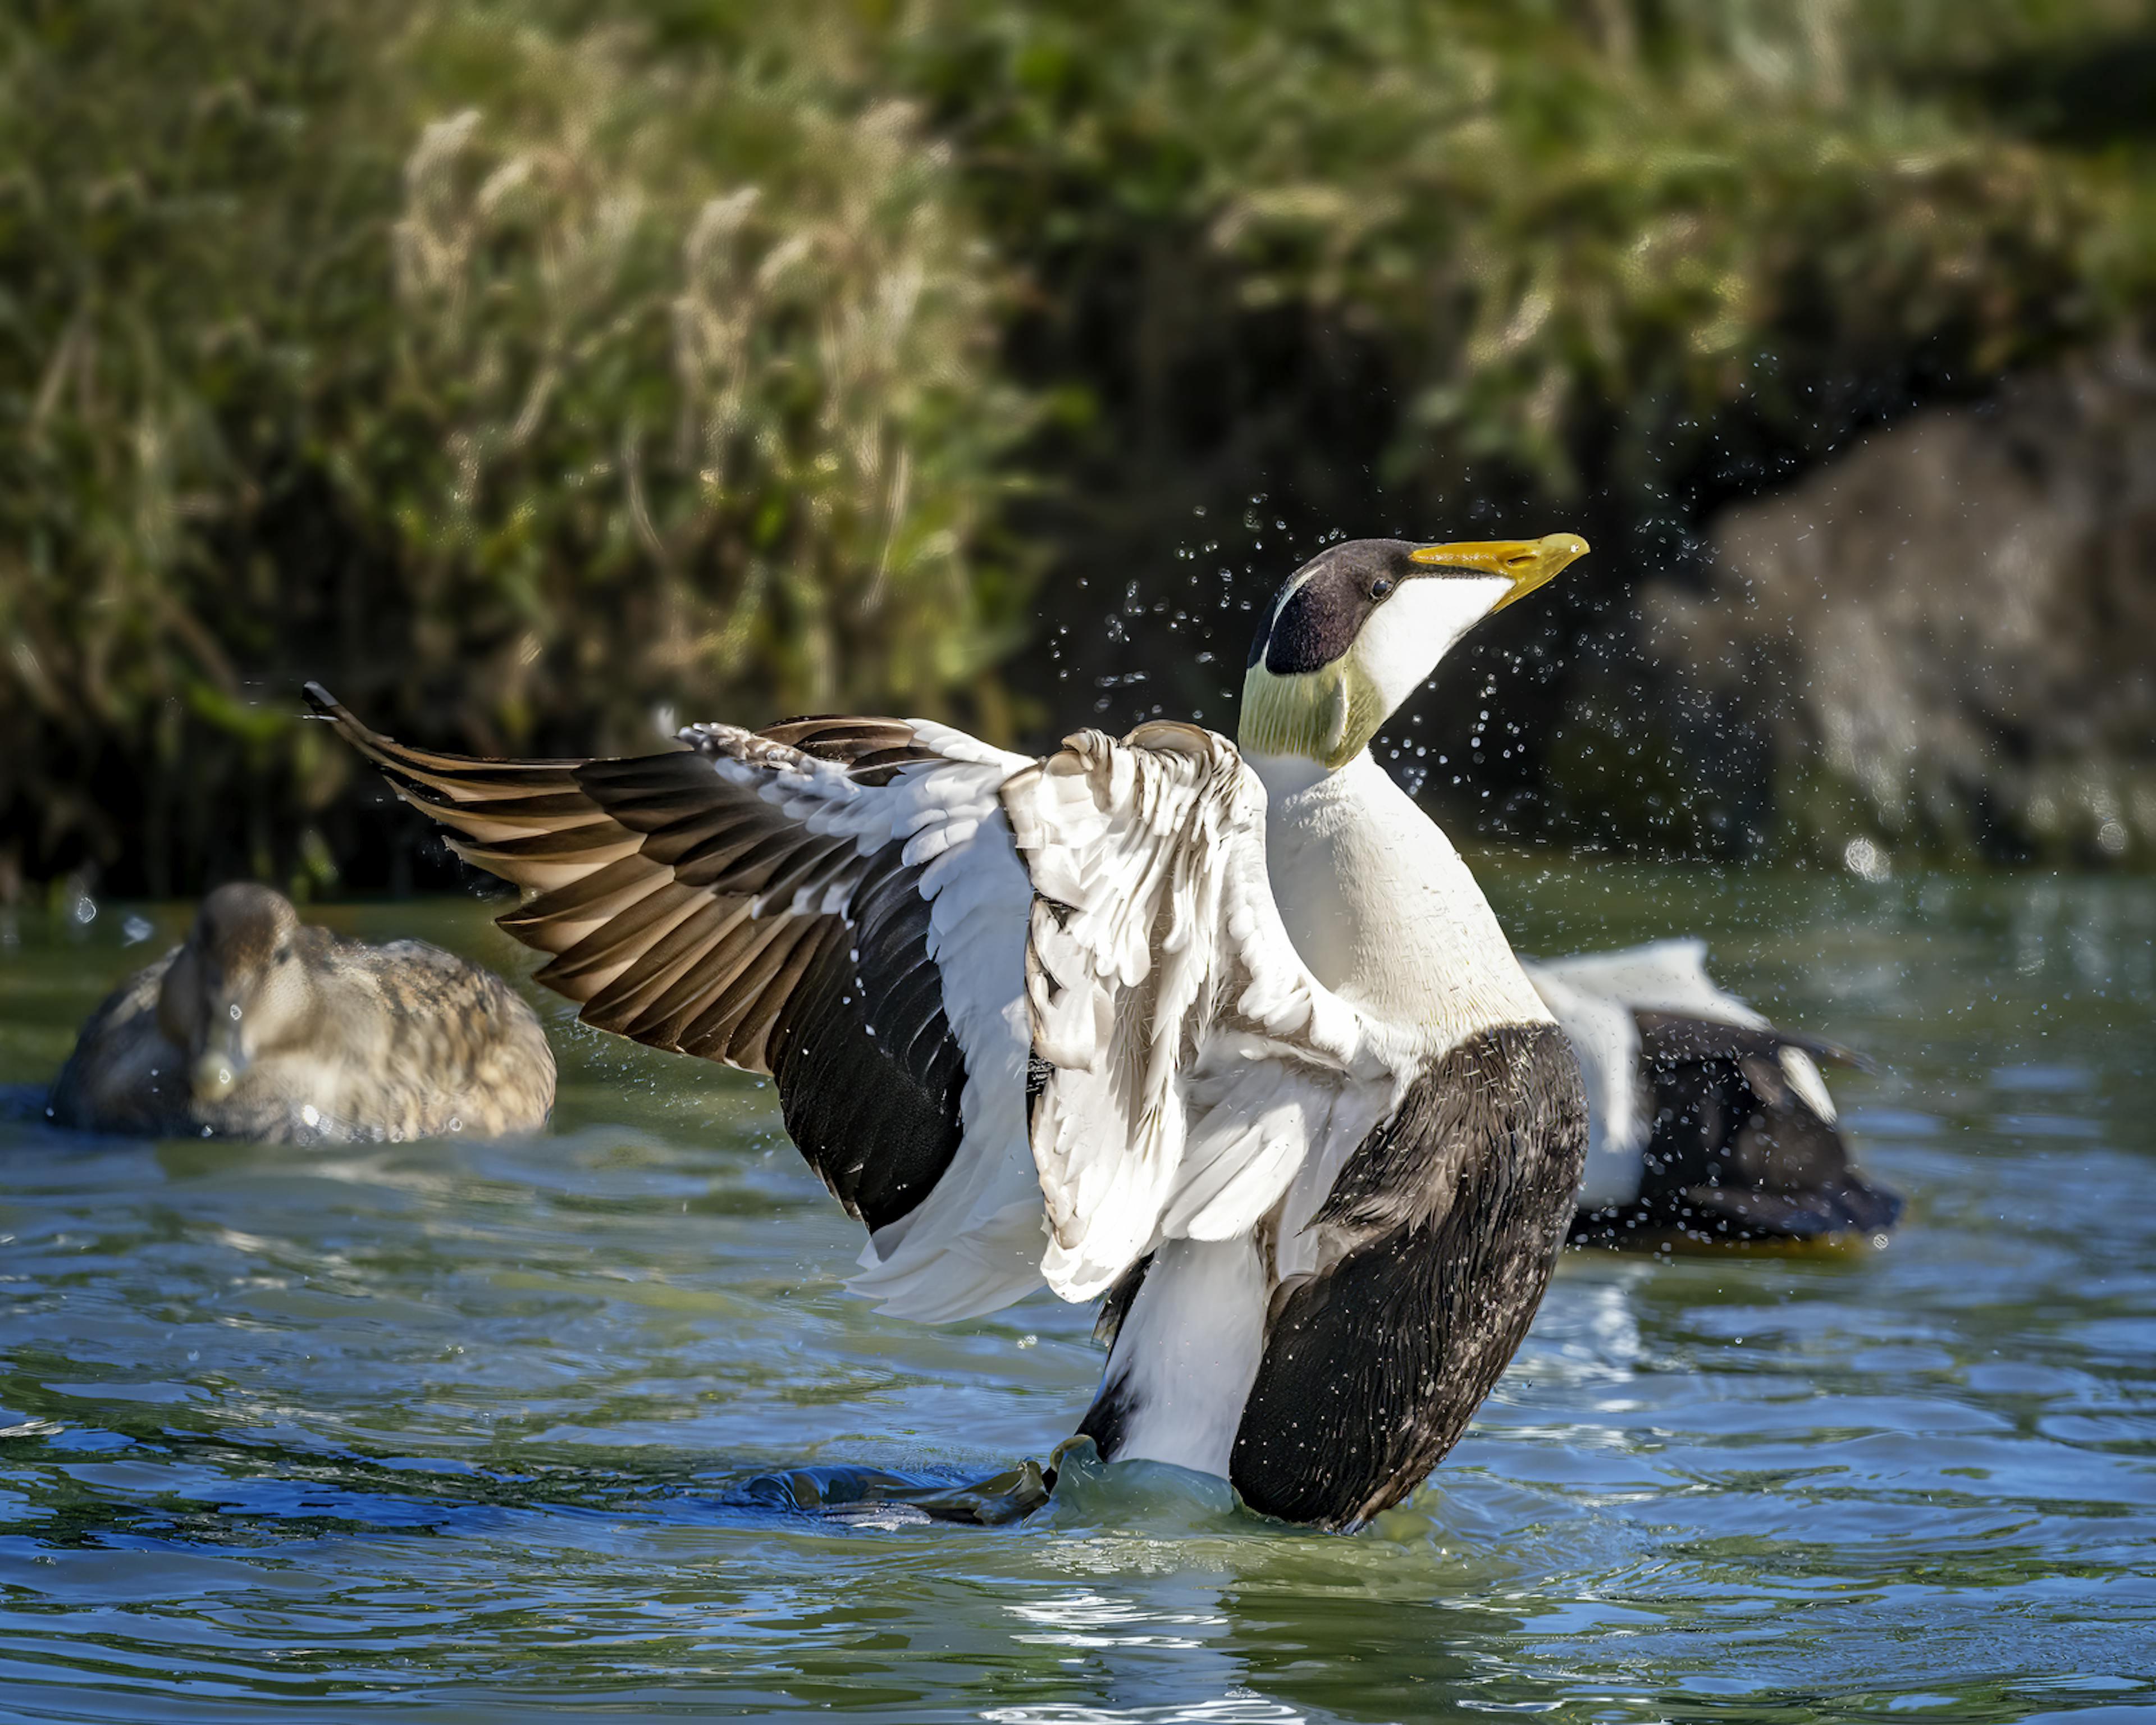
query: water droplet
1843 837 1890 882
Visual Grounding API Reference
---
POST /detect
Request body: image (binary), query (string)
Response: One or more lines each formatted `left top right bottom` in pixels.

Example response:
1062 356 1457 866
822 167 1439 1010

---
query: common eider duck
308 531 1592 1531
1523 940 1901 1245
48 882 555 1142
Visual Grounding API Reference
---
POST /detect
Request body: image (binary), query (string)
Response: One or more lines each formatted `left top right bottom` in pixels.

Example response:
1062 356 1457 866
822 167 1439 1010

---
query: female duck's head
156 883 322 1102
1239 534 1589 773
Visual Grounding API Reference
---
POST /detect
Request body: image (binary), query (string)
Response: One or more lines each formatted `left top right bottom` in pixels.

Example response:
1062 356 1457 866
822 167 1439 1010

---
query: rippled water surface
1 864 2151 1722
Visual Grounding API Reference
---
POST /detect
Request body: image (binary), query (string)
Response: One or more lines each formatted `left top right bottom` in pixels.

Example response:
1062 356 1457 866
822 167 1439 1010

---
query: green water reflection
0 863 2150 1721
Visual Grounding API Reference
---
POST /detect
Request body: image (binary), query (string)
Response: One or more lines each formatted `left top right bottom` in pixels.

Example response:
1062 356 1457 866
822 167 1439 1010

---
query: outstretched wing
304 685 1045 1321
1004 722 1407 1300
312 693 1409 1319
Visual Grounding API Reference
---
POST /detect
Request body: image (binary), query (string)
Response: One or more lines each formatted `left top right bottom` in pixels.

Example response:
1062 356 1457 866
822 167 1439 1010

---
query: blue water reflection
0 865 2150 1720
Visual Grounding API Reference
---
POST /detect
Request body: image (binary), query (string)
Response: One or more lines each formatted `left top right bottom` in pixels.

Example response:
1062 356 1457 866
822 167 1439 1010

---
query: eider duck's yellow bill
1409 532 1591 611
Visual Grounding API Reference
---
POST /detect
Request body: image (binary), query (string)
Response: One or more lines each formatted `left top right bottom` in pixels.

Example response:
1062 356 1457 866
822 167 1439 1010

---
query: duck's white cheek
1353 576 1511 714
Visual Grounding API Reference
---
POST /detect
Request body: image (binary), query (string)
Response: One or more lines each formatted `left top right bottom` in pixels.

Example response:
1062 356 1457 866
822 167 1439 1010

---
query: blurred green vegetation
3 0 2153 893
0 0 1030 893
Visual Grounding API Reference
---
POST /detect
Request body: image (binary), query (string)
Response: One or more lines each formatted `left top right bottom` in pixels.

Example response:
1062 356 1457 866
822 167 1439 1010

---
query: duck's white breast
1247 750 1549 1046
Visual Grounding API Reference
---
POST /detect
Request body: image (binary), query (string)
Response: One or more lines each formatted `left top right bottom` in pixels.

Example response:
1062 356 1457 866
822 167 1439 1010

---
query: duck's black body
1231 1022 1583 1525
1569 1010 1899 1245
1078 1021 1585 1530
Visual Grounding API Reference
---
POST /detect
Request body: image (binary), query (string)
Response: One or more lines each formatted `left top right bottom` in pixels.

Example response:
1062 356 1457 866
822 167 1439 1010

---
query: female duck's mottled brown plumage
48 883 555 1142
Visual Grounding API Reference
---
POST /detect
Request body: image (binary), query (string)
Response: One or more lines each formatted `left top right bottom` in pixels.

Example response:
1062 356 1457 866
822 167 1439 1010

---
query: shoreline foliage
3 0 2152 893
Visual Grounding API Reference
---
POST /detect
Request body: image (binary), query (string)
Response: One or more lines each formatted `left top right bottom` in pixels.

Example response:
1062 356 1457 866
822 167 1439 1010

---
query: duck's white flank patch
1518 966 1645 1206
1098 1236 1270 1477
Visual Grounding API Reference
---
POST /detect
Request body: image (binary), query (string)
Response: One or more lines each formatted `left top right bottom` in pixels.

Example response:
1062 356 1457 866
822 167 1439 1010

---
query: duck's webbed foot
736 1457 1054 1527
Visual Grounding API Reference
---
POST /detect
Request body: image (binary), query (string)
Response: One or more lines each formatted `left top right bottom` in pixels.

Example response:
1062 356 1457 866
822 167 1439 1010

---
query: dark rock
1639 346 2156 869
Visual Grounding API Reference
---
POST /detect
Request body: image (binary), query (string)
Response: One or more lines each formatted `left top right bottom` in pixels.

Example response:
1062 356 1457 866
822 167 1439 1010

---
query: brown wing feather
303 684 982 1238
499 855 674 955
300 683 910 1074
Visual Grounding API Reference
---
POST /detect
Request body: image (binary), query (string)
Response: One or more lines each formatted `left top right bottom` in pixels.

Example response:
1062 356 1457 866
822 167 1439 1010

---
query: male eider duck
1523 941 1901 1245
48 882 555 1142
308 531 1591 1531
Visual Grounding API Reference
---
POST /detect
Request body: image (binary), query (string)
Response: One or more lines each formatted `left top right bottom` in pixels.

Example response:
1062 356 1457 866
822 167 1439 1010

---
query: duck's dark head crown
1247 540 1424 676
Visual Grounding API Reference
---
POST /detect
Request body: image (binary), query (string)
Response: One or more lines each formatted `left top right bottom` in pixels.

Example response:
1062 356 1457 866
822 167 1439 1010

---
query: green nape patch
1239 660 1388 769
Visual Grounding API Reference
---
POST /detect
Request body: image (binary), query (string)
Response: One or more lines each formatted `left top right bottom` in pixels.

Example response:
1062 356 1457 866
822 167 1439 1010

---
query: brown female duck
47 883 554 1141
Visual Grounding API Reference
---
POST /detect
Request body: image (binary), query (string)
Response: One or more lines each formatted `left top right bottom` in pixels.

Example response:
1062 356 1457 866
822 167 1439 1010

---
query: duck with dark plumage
1524 940 1901 1247
47 883 555 1142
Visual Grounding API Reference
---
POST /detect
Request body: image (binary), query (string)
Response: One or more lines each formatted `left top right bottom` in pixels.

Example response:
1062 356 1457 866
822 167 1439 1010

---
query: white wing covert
1003 723 1408 1301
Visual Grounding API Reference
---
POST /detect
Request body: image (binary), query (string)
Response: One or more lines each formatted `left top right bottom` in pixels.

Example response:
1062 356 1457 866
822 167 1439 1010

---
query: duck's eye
274 945 293 965
1370 577 1396 600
